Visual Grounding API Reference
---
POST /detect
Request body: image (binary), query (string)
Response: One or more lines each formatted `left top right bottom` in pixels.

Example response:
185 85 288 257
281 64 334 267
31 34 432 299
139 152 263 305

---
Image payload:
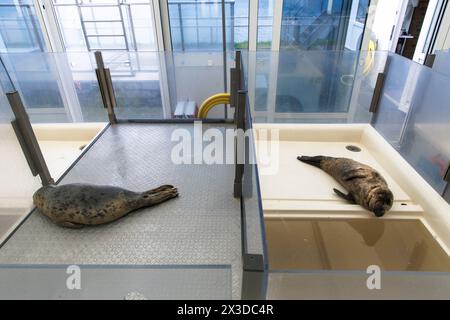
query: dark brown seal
297 156 393 217
33 183 179 228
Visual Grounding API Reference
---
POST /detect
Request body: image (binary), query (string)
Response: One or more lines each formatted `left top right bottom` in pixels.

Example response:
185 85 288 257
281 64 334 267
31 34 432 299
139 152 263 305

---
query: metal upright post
7 91 54 186
369 55 391 116
425 54 436 68
94 51 117 124
234 90 246 198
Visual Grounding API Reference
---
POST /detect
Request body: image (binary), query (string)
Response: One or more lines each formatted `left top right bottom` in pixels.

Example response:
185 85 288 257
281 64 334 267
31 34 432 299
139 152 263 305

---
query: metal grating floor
0 123 242 298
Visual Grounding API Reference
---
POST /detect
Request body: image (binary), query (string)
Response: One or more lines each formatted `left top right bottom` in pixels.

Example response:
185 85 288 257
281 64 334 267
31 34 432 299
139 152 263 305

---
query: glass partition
0 66 42 246
373 53 450 195
241 49 450 299
0 52 107 123
245 50 380 123
102 51 227 120
268 270 450 299
0 0 48 53
0 264 232 299
0 52 109 180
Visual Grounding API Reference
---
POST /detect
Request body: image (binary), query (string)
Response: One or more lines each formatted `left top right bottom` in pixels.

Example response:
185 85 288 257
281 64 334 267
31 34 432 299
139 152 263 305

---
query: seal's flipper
297 156 325 169
333 188 355 203
57 221 84 229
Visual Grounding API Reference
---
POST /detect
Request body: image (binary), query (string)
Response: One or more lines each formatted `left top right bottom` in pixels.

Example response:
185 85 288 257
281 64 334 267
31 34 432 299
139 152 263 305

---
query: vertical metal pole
234 90 246 198
222 0 228 119
95 51 117 124
7 91 54 186
425 54 436 68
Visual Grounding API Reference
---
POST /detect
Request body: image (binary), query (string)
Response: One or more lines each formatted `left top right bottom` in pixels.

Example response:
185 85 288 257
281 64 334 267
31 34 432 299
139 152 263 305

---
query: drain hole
346 145 361 152
401 203 407 206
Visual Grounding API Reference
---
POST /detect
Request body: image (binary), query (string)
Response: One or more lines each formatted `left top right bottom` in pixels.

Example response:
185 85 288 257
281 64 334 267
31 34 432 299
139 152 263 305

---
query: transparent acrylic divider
349 50 389 123
102 51 227 120
267 270 450 299
0 264 231 300
0 75 42 245
373 53 450 194
242 98 266 261
242 50 392 125
0 52 107 123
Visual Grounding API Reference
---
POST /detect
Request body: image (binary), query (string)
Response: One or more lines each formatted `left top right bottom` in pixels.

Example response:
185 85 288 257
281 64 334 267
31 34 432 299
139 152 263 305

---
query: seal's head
368 187 394 217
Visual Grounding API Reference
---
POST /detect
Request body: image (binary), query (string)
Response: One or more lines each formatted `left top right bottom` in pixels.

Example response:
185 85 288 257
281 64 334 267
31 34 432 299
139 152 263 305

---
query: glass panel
247 50 364 123
102 51 164 119
53 1 158 51
0 265 232 299
374 54 450 194
226 0 249 50
53 5 87 51
268 271 450 299
168 0 223 51
103 51 226 120
349 50 389 123
242 109 267 259
1 52 107 180
0 65 42 245
257 0 274 49
1 52 107 123
266 218 450 271
280 0 367 51
0 0 48 52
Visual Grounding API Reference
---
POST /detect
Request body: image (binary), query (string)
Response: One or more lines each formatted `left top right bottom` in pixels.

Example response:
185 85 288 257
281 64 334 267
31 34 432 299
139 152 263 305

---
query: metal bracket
424 54 436 68
234 90 247 198
369 72 385 114
369 55 391 114
94 51 117 124
241 254 266 300
7 91 54 186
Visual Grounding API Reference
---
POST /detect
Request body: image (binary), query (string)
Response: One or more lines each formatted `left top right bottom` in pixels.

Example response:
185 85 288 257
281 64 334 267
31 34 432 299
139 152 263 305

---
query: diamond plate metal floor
0 123 242 298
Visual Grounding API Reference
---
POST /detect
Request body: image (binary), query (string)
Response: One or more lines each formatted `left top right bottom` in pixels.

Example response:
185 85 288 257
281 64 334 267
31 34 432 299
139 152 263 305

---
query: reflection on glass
168 0 248 51
168 0 223 51
0 0 47 52
266 218 450 271
52 0 157 51
280 0 367 50
226 0 249 50
257 0 274 49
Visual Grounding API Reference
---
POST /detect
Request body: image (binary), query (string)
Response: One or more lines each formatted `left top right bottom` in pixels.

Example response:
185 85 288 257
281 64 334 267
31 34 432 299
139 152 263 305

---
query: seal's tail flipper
141 185 179 207
297 156 325 168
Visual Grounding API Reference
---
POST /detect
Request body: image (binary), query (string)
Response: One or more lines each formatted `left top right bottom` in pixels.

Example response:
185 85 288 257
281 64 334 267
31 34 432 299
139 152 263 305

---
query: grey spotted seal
298 156 393 217
33 183 179 228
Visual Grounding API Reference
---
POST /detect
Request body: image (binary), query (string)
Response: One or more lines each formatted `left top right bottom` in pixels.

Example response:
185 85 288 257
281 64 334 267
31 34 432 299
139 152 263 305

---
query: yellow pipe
198 93 231 118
